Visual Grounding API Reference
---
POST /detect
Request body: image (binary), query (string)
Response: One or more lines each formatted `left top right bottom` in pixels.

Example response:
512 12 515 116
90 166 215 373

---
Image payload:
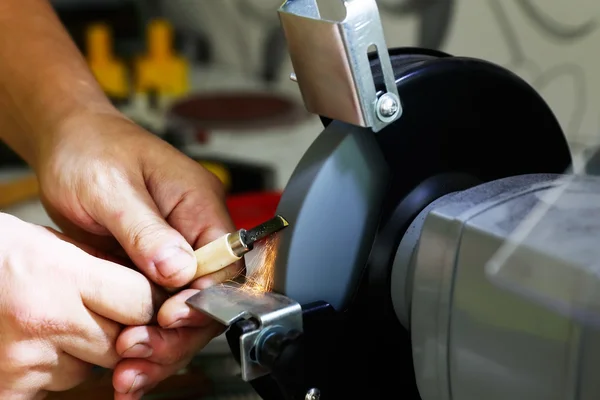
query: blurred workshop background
0 0 599 399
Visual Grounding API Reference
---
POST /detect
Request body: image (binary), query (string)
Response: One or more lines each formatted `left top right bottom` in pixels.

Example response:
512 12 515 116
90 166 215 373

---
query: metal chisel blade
243 214 289 247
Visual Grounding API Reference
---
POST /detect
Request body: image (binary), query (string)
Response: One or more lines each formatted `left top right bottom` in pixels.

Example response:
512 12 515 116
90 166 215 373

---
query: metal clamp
186 283 303 381
278 0 402 132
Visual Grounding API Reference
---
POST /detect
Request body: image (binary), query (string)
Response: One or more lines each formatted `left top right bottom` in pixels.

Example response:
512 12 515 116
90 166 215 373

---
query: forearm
0 0 117 169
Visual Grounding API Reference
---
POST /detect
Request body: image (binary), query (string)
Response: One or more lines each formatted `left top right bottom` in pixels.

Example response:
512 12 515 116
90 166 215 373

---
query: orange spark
239 235 280 295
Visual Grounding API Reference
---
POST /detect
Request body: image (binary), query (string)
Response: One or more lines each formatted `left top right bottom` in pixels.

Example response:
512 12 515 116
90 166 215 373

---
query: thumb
90 185 196 288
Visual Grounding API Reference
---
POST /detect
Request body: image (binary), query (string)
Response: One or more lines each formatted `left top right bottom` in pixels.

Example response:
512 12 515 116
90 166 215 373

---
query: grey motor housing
392 173 600 400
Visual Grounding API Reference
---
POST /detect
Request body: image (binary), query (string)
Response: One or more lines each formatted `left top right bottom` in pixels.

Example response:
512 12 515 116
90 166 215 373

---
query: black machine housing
226 47 572 400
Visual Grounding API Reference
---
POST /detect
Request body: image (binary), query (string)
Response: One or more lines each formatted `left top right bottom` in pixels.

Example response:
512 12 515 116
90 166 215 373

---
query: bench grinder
187 1 600 399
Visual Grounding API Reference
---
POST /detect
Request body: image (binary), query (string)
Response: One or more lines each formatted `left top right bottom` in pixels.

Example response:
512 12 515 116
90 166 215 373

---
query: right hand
0 213 165 400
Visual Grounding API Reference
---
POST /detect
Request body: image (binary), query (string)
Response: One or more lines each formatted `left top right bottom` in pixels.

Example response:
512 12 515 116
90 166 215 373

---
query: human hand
34 109 243 396
37 109 242 290
113 288 225 399
0 212 163 400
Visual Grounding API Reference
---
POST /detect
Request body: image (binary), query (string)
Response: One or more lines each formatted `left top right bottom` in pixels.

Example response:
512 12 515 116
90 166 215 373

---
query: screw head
305 388 321 400
378 94 399 117
376 93 400 122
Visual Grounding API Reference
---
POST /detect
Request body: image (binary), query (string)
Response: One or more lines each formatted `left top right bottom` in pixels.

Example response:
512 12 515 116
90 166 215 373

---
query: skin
0 0 239 398
0 213 165 399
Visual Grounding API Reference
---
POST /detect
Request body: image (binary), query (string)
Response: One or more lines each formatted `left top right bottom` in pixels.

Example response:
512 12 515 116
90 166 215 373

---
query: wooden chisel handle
192 232 247 281
185 216 288 288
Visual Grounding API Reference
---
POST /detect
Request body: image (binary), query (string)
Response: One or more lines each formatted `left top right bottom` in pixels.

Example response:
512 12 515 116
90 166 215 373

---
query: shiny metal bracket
278 0 402 132
186 283 303 381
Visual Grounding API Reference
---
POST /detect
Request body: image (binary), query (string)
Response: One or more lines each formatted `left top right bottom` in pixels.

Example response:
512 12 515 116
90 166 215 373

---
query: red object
226 191 282 230
195 128 210 144
171 93 295 123
168 92 309 137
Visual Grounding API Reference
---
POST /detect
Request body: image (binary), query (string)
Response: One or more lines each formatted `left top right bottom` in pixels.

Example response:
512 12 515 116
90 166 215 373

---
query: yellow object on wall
0 174 39 209
134 19 189 97
198 161 231 192
85 23 129 99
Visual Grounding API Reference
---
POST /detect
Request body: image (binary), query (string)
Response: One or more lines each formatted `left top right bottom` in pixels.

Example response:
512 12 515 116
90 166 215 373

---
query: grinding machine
187 1 600 399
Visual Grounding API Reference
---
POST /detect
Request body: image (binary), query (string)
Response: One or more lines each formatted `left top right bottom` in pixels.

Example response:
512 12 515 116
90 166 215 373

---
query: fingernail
164 318 189 329
122 343 153 358
154 246 194 279
129 373 149 394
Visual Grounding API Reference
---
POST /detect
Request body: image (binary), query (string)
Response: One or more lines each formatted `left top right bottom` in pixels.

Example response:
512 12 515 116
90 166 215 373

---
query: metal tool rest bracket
186 284 303 382
279 0 403 132
225 300 343 400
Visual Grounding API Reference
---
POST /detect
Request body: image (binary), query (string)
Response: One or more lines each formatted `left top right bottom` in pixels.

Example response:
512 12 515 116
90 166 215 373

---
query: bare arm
0 0 117 169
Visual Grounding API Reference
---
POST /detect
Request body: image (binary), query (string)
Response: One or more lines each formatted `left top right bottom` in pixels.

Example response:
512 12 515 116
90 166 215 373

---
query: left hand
35 109 243 398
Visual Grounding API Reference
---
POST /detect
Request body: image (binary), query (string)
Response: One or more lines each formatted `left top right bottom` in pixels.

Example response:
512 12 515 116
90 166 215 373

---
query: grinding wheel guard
278 0 402 131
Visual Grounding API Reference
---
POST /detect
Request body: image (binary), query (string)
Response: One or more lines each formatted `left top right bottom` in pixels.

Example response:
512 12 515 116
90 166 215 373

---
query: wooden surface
46 367 213 400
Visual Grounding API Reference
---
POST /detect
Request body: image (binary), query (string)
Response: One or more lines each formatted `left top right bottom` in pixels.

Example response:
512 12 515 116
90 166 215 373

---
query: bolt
305 388 321 400
377 93 399 120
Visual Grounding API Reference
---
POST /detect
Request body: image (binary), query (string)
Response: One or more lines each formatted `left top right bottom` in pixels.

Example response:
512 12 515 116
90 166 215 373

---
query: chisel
192 215 289 280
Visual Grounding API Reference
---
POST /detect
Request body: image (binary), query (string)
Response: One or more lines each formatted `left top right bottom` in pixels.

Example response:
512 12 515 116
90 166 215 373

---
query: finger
44 226 131 267
116 323 223 365
86 176 197 288
114 388 147 400
171 188 245 285
63 238 167 325
156 289 212 329
140 150 245 289
146 160 236 254
113 323 224 394
112 360 161 399
164 187 233 248
59 225 129 262
190 262 245 290
57 308 122 369
40 194 125 256
161 181 243 285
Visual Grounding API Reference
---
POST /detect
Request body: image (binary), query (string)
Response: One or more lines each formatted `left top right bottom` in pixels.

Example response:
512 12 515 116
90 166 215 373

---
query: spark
238 235 280 295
